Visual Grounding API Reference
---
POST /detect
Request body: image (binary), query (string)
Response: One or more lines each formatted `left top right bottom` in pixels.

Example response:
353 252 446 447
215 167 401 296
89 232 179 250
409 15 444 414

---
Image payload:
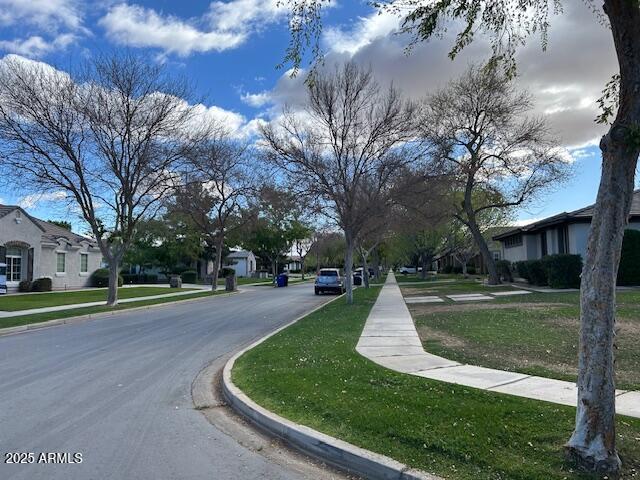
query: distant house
225 250 257 278
0 205 103 292
493 190 640 262
436 226 512 274
285 255 302 272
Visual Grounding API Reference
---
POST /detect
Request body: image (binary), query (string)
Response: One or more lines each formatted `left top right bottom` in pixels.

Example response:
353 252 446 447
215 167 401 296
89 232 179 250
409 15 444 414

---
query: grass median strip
233 287 640 480
0 290 224 330
0 286 198 311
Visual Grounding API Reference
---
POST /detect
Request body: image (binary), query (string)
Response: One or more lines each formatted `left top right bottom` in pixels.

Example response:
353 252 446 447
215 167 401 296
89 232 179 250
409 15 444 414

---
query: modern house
493 190 640 262
225 250 257 278
0 205 103 292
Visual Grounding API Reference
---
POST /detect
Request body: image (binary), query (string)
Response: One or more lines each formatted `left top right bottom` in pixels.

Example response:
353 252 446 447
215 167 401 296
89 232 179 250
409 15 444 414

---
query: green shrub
18 280 32 292
618 229 640 286
32 277 52 292
181 270 197 283
496 260 513 282
220 267 235 278
452 266 463 274
515 259 548 286
467 266 477 275
121 273 138 285
441 265 453 274
140 273 158 284
543 254 582 288
91 268 123 287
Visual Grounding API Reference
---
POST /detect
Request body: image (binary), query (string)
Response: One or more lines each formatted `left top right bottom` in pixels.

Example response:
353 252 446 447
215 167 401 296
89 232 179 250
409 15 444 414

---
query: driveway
0 283 333 480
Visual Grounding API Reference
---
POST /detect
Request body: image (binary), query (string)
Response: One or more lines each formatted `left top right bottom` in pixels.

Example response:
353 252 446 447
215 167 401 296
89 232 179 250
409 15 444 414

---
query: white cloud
0 34 76 58
240 91 271 108
0 0 84 31
100 1 287 57
100 4 246 56
323 11 399 55
0 0 85 57
18 191 67 209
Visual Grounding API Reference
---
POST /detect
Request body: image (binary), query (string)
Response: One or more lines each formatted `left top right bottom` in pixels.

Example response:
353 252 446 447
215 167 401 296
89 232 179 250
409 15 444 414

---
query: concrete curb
221 292 441 480
0 290 242 338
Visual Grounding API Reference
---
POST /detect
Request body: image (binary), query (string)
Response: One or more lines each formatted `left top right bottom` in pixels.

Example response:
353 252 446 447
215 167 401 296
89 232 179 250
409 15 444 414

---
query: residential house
0 205 103 292
225 250 257 278
436 226 512 274
493 190 640 262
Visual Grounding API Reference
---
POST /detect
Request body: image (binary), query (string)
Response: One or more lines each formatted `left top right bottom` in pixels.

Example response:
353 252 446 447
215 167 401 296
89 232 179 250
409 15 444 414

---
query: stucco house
0 205 103 292
493 190 640 262
225 250 257 278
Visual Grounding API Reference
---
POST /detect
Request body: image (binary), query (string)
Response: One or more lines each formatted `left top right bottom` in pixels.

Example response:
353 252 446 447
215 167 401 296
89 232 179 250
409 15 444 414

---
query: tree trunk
344 234 354 304
565 3 640 474
372 249 380 279
362 252 370 289
272 259 278 283
466 215 500 284
106 259 120 307
301 258 306 280
210 236 224 292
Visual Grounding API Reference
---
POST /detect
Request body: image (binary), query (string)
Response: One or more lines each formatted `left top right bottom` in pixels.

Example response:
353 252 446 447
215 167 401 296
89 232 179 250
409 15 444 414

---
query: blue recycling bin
276 274 287 287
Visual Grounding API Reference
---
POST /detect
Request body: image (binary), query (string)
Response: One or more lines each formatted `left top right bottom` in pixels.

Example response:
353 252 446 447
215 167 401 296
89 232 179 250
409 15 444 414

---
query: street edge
220 292 441 480
0 289 242 338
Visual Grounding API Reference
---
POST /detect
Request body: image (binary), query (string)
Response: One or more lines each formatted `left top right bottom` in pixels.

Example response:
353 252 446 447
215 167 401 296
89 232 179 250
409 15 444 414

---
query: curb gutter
0 290 242 338
221 293 441 480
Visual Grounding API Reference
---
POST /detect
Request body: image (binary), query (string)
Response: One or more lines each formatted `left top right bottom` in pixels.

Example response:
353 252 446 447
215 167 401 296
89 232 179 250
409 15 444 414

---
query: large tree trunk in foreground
566 2 640 474
106 260 120 307
344 234 355 304
211 236 224 292
566 142 636 473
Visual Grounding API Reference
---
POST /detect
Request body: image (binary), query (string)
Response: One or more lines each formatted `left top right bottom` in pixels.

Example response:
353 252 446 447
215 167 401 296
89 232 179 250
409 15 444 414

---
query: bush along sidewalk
232 287 640 480
515 254 582 288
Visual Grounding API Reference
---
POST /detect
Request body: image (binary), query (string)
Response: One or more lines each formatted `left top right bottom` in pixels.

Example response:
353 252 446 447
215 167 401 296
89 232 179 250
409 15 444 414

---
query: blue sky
0 0 626 229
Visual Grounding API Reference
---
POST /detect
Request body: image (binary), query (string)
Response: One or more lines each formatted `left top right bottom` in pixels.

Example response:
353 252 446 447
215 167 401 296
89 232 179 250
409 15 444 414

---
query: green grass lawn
395 273 477 283
405 284 640 391
233 287 640 480
0 287 198 312
401 280 519 297
0 290 225 330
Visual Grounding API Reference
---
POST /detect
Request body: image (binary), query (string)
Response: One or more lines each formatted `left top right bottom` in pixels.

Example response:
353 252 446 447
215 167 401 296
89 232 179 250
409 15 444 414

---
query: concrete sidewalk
356 273 640 418
0 289 208 318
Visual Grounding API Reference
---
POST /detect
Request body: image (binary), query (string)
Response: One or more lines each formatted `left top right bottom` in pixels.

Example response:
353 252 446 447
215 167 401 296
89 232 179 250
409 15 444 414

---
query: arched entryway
0 241 33 284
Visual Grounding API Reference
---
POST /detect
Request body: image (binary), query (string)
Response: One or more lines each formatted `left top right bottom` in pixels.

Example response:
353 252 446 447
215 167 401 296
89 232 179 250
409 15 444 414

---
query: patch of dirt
416 325 466 349
408 302 568 316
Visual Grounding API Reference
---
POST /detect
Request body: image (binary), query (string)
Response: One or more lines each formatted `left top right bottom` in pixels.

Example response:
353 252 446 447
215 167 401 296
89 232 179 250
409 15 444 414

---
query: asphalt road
0 283 332 480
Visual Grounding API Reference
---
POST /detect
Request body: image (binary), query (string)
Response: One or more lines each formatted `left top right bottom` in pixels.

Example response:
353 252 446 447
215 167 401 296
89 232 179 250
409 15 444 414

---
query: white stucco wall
1 209 102 291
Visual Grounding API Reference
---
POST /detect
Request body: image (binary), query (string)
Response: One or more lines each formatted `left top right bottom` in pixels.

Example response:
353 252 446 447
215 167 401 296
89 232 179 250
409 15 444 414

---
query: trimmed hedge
91 268 123 288
515 254 582 288
220 267 235 278
181 270 197 283
121 273 159 285
18 280 32 292
32 277 52 292
544 254 582 288
618 229 640 286
515 260 548 286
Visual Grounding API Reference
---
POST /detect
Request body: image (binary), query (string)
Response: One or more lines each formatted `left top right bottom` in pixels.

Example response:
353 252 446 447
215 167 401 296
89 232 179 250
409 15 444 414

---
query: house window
558 226 569 254
503 234 523 248
56 252 66 273
541 231 548 256
493 251 501 261
6 247 22 282
80 253 88 273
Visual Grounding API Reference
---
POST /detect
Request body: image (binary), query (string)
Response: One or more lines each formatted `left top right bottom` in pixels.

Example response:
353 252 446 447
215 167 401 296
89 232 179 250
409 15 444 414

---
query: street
0 284 331 480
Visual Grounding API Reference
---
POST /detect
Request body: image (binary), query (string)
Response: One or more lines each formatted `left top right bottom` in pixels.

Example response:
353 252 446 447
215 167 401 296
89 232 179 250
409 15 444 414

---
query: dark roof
227 250 253 259
0 204 96 246
493 189 640 240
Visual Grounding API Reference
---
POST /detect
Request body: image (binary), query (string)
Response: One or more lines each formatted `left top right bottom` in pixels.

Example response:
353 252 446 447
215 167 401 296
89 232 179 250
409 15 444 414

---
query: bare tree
181 133 255 290
260 62 417 303
445 222 477 278
0 54 202 305
417 64 569 284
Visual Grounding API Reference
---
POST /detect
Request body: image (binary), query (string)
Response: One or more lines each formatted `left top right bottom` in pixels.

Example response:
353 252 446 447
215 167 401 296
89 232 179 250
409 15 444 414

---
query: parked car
314 268 345 295
0 262 6 295
399 266 417 274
